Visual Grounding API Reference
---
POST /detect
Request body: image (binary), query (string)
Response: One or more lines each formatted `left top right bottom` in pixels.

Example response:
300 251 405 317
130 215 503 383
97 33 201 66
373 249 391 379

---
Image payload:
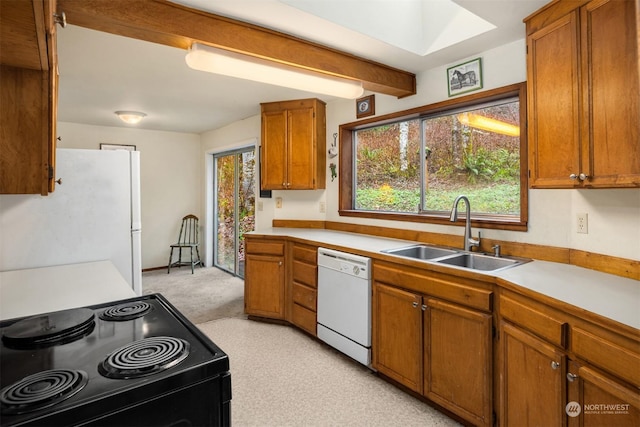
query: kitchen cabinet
288 243 318 336
372 262 493 426
244 237 285 319
499 290 640 426
500 321 567 426
526 0 640 188
260 98 326 190
0 0 58 195
567 360 640 427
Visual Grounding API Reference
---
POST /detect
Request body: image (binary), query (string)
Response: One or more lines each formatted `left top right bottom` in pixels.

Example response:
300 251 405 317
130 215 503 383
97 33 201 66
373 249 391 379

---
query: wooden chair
167 214 202 274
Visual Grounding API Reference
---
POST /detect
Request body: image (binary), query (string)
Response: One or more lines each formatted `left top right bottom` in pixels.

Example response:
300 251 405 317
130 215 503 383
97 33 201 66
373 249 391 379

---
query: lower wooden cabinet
425 298 492 426
289 243 318 336
244 238 285 319
373 283 423 393
500 321 567 426
498 290 640 427
373 278 493 426
567 361 640 427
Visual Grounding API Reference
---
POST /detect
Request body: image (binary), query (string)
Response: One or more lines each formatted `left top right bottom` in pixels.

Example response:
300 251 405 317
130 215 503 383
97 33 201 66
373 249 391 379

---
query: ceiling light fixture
185 43 365 99
457 113 520 137
115 111 147 125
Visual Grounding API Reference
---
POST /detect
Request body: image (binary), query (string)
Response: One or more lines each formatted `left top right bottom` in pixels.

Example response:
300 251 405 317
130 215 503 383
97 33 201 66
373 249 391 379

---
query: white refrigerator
0 148 142 295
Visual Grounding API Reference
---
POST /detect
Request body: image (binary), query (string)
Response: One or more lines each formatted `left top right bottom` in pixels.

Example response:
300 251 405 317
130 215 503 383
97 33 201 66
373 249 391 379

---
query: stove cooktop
0 294 230 426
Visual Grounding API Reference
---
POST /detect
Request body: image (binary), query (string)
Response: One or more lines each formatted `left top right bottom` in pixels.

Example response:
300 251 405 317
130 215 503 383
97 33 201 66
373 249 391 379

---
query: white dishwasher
317 247 372 367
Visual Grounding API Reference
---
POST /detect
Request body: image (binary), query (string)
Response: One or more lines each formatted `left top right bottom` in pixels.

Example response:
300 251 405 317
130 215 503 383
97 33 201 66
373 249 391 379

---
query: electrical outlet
319 201 326 213
577 213 588 234
275 197 282 209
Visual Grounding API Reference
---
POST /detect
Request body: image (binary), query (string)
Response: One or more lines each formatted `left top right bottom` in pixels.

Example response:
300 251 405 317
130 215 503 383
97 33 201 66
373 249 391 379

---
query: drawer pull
551 361 560 370
412 301 418 308
567 372 578 382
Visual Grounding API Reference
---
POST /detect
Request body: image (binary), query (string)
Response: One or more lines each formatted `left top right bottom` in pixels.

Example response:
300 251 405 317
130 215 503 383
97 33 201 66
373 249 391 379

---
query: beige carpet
198 318 461 427
142 267 245 324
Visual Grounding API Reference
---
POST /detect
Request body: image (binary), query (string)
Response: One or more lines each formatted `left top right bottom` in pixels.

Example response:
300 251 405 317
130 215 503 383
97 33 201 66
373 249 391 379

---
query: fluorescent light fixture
185 43 364 99
457 113 520 137
115 111 147 124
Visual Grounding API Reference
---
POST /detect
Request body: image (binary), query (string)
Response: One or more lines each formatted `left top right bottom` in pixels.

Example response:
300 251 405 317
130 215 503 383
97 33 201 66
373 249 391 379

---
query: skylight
279 0 496 56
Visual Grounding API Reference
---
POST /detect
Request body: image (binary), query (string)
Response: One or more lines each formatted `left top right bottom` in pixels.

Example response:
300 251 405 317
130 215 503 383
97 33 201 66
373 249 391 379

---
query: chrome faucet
450 195 480 252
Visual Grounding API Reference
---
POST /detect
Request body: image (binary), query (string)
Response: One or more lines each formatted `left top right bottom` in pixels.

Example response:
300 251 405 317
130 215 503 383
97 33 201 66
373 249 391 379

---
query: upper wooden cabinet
526 0 640 188
0 0 58 195
260 98 326 190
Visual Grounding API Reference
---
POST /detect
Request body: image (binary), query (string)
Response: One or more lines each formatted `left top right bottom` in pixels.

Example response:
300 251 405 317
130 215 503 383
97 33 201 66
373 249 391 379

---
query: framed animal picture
447 57 483 97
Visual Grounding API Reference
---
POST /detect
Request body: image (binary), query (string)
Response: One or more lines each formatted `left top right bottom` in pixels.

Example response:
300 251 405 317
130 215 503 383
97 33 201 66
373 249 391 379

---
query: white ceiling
56 0 547 134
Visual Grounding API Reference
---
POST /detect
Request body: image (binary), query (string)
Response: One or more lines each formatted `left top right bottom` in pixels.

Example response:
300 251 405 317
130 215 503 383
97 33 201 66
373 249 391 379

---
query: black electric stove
0 293 231 426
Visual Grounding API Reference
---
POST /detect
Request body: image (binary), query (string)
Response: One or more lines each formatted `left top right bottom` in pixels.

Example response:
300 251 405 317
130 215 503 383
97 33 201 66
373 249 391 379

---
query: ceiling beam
57 0 416 98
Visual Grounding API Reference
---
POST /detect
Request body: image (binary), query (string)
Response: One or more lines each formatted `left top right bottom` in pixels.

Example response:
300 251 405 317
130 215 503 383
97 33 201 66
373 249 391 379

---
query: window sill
338 209 528 232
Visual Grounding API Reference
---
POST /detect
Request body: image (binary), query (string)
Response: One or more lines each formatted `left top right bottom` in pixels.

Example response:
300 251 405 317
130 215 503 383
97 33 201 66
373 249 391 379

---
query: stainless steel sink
434 252 526 272
382 244 458 260
382 244 529 273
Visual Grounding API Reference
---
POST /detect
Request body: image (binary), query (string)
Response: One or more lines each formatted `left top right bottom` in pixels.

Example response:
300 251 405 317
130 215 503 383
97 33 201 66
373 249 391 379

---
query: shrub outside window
339 83 527 231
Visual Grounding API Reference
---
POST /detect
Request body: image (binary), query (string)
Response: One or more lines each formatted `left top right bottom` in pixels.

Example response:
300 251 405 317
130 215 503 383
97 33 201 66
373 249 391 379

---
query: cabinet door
261 110 287 190
580 0 640 187
501 321 566 426
372 282 423 393
567 360 640 427
244 254 285 319
527 11 581 188
424 298 492 427
287 107 316 189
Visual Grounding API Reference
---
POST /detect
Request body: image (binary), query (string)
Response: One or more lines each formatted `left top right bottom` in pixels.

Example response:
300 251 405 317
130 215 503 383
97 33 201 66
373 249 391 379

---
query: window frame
338 82 528 231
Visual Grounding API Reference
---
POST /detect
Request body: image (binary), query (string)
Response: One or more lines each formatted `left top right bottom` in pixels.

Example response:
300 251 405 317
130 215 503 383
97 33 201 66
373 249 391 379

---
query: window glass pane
354 119 421 212
352 97 520 217
423 99 520 215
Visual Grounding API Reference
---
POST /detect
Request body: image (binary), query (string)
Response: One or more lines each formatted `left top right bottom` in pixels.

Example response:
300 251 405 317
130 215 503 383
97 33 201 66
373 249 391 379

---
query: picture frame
447 57 483 97
356 94 375 118
100 143 136 151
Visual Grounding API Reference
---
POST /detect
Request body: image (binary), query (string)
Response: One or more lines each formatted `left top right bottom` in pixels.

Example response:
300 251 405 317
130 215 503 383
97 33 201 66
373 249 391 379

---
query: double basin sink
381 244 530 273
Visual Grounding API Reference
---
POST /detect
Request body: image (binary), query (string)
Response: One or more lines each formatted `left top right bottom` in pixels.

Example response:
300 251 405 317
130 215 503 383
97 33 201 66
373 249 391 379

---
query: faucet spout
450 195 479 252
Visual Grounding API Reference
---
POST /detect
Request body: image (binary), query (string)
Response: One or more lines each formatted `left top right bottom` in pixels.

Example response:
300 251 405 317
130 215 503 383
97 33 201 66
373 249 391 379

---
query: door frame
203 139 257 269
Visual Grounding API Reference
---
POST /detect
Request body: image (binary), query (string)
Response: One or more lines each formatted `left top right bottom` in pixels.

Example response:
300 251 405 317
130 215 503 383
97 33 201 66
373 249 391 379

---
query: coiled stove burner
98 336 190 379
99 301 152 321
0 369 88 415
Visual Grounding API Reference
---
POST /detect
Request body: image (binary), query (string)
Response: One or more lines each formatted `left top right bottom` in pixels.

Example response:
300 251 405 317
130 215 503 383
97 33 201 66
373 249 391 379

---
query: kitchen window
338 83 527 231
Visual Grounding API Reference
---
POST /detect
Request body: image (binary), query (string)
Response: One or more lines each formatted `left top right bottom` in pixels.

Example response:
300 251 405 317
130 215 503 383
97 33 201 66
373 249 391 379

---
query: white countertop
250 228 640 329
0 261 137 321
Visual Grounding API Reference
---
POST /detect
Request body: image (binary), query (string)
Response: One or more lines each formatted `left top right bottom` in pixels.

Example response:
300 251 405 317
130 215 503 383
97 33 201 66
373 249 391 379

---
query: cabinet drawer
374 263 492 312
246 240 284 256
292 303 316 336
293 244 316 264
292 282 316 311
292 260 317 288
572 326 640 388
500 295 567 348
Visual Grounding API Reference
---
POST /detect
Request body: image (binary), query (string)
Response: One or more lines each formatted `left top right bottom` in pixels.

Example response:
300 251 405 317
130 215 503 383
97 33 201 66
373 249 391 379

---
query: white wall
200 39 640 261
56 122 202 269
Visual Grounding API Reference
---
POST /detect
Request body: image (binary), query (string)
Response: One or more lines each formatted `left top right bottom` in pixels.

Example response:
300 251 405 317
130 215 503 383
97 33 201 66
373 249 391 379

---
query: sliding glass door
214 147 255 277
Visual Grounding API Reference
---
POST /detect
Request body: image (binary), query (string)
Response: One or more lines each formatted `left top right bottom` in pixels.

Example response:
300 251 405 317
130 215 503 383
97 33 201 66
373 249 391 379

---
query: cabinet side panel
0 66 47 194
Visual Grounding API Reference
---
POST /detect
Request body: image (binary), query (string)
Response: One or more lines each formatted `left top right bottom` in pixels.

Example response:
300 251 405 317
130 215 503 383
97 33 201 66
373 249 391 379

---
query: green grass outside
356 183 520 215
